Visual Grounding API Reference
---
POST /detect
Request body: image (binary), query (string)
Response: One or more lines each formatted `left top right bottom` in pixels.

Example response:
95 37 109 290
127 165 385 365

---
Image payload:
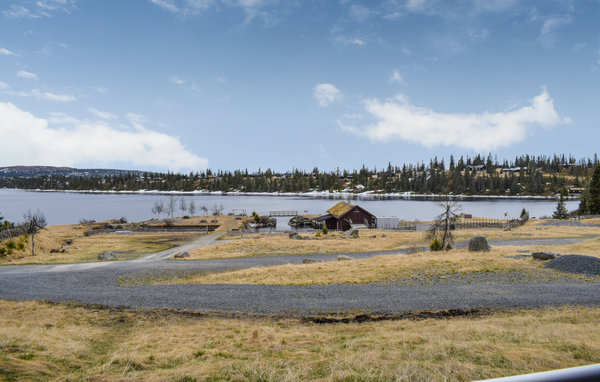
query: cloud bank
314 83 342 107
0 102 208 172
342 90 567 152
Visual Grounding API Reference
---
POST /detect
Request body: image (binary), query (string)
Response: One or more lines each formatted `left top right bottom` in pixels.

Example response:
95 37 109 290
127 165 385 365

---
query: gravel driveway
0 236 598 316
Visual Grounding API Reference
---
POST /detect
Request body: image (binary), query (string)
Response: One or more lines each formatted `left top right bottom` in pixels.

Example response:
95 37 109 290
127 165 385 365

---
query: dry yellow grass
0 300 599 381
158 237 600 286
190 219 600 260
0 224 197 265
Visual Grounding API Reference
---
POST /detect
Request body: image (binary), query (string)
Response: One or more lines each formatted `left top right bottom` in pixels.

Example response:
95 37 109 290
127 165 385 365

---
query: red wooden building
312 201 375 231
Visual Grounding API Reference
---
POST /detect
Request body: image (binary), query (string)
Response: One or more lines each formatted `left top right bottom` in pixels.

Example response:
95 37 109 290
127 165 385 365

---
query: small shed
376 216 399 229
313 201 375 231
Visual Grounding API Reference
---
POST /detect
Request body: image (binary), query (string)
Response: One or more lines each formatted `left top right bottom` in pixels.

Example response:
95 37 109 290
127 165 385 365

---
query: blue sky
0 0 598 172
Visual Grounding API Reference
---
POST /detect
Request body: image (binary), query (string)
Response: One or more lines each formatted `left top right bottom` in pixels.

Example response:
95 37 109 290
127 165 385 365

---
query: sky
0 0 599 173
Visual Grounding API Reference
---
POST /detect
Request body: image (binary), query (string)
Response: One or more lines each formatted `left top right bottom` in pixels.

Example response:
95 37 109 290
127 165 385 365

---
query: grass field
188 219 600 260
152 237 600 286
0 300 599 381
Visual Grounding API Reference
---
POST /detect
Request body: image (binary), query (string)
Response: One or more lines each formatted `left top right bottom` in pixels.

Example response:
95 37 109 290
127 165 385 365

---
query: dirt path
140 232 223 260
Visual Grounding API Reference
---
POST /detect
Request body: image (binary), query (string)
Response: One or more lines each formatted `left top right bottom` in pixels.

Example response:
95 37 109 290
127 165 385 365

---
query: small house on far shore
312 201 375 231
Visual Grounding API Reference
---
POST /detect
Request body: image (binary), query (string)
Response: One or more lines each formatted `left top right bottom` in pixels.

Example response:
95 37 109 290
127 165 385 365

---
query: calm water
0 189 579 227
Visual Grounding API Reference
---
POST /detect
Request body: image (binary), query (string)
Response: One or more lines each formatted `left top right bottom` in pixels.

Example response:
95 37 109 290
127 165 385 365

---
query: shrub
429 238 442 251
322 226 329 235
5 240 16 250
315 232 321 237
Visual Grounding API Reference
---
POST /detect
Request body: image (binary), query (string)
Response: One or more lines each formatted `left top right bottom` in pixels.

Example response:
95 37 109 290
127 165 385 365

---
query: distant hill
0 166 143 178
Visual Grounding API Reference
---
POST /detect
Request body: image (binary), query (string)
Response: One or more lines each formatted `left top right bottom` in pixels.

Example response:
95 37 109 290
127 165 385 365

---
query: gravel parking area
0 236 598 316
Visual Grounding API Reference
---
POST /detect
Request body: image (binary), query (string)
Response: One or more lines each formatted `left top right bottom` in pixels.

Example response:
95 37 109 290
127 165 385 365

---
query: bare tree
425 198 460 251
22 210 47 256
179 197 187 217
151 200 164 219
201 205 208 216
212 203 224 216
167 195 177 218
188 200 197 216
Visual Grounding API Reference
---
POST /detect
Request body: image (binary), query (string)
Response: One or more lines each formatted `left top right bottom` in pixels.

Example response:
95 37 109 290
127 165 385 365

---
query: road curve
0 236 598 316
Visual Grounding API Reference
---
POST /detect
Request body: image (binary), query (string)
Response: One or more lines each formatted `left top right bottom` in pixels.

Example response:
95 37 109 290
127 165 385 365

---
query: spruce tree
589 164 600 214
553 190 569 219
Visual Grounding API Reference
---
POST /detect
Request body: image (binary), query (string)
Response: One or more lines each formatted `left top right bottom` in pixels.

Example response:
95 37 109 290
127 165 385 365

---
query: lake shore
5 187 578 201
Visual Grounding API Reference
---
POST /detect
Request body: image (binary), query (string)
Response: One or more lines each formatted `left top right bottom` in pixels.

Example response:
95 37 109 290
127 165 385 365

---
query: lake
0 189 579 228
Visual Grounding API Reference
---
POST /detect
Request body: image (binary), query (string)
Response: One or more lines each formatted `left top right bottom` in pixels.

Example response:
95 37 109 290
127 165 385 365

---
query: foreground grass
0 300 599 381
156 238 600 286
189 219 600 260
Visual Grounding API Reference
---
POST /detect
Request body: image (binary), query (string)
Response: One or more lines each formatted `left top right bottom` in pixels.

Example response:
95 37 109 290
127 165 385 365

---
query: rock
64 239 73 245
381 234 387 238
369 235 377 239
61 244 70 249
289 232 299 239
50 248 59 253
337 255 352 261
97 251 116 260
347 229 359 238
468 236 490 252
532 251 559 261
303 258 324 264
173 251 190 259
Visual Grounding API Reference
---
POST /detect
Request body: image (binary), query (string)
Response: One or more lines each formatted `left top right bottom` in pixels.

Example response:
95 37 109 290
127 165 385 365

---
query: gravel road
0 236 598 316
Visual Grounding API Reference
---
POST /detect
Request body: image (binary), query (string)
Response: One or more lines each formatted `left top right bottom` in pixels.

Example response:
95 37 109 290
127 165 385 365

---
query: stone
337 255 352 261
50 248 59 253
97 251 116 260
369 235 377 239
64 239 73 245
381 234 387 238
347 229 359 238
532 251 559 261
173 251 190 259
288 232 299 239
468 236 490 252
302 259 324 264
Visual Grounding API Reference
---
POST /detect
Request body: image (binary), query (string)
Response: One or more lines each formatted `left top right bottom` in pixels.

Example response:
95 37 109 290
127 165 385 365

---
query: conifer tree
589 164 600 214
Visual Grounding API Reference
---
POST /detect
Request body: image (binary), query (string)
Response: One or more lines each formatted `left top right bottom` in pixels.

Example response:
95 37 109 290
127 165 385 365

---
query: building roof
313 213 333 222
326 201 355 218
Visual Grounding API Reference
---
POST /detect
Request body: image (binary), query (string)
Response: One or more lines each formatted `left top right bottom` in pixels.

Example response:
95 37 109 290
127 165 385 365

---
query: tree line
1 153 598 197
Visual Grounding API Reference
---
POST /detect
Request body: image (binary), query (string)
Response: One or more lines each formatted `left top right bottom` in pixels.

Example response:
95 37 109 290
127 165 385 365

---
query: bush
429 238 442 251
5 240 16 250
322 226 329 235
79 219 96 225
0 247 6 257
315 232 321 237
83 230 90 237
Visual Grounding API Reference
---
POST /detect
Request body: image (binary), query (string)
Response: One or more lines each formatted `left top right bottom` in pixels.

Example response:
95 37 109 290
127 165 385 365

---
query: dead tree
179 197 187 217
425 198 461 251
167 195 177 218
188 200 197 216
151 200 164 219
22 210 47 256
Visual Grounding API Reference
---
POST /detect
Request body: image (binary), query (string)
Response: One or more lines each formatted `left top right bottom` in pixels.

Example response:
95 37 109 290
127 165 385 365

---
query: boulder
288 232 300 239
468 236 490 252
532 251 559 261
381 234 387 238
97 251 116 260
337 255 352 261
50 248 59 253
173 251 190 259
303 258 324 264
347 229 359 238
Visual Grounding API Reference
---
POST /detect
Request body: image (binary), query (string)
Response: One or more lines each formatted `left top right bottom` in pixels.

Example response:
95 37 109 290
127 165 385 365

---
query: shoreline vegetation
1 187 580 201
1 153 598 198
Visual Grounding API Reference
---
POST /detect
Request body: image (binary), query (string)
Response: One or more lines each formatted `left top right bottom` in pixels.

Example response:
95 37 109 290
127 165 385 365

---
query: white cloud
0 102 209 171
95 87 108 94
3 1 74 19
389 69 403 84
3 5 37 19
342 90 567 152
0 82 9 90
88 108 117 120
0 48 17 56
17 70 38 80
30 89 75 102
334 36 366 46
539 15 572 48
314 83 342 107
170 76 185 85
